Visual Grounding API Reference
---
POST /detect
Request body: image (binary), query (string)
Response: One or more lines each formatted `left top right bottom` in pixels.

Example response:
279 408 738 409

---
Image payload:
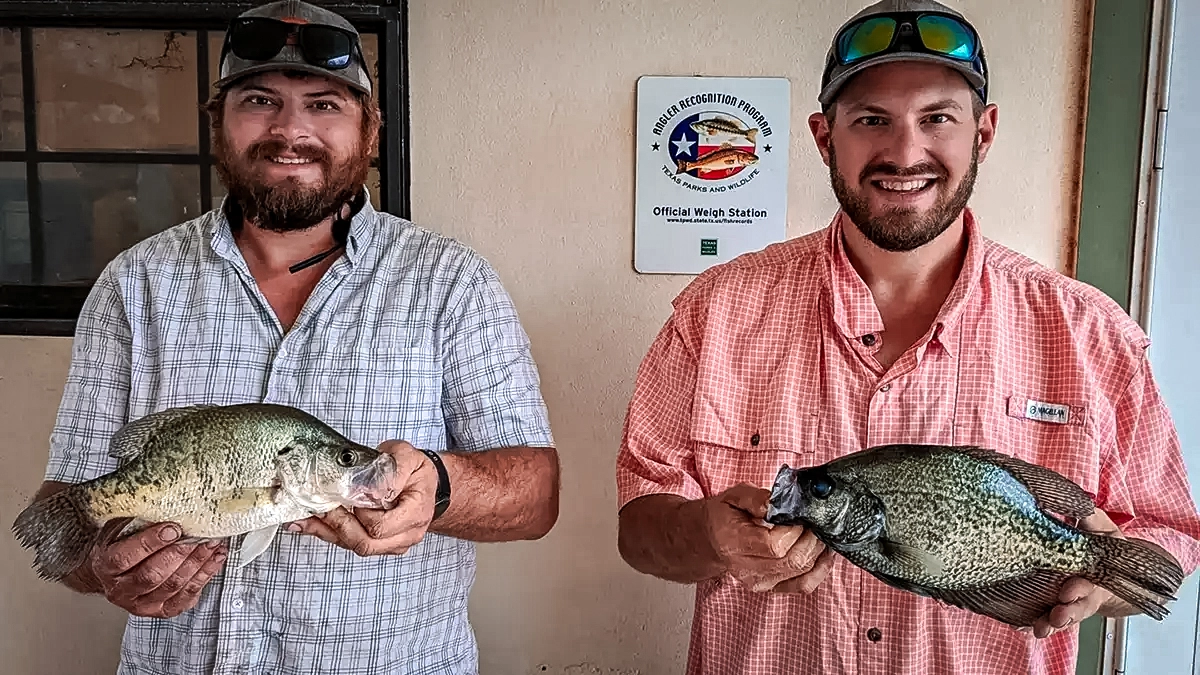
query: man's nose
880 120 928 171
267 105 312 144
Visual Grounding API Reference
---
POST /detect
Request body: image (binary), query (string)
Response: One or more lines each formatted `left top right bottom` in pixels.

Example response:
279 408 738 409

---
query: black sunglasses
221 17 363 71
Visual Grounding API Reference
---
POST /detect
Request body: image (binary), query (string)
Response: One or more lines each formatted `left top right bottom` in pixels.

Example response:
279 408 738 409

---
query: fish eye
337 449 358 467
810 477 833 499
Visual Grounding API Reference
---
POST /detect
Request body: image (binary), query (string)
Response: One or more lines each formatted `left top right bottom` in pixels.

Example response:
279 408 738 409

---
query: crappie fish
689 117 759 142
675 145 759 175
764 443 1186 626
13 403 399 582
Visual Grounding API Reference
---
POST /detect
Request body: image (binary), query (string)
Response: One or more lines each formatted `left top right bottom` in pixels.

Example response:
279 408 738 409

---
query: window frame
0 0 410 336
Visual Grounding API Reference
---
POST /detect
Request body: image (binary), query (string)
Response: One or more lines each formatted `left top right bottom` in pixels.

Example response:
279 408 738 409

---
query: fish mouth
765 465 808 526
343 452 400 509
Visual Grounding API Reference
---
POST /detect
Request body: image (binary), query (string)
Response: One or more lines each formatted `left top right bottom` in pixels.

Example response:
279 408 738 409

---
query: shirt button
232 598 244 609
861 333 877 347
879 384 892 392
867 627 882 642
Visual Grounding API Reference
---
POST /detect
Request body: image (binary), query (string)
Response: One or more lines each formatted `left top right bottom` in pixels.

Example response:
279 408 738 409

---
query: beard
829 138 978 252
212 129 371 233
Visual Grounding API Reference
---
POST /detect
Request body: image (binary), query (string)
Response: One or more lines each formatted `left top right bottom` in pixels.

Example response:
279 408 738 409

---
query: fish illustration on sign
690 116 759 143
675 143 759 176
668 111 760 181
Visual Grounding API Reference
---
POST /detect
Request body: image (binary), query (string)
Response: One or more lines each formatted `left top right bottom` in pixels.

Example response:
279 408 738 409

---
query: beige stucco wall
0 1 1089 673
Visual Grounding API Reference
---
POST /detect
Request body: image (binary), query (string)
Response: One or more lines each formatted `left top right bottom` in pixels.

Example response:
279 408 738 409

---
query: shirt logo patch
1005 395 1085 426
1023 399 1071 424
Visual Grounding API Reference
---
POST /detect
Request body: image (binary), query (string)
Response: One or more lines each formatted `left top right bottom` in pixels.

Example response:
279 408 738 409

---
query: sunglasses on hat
833 11 986 100
835 11 980 65
220 16 363 71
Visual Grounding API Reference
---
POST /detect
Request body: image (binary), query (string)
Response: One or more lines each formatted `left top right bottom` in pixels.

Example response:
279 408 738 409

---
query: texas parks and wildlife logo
650 92 777 194
633 76 789 275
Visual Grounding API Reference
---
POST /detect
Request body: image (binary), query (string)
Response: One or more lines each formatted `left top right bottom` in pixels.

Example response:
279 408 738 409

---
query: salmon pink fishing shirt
616 209 1200 675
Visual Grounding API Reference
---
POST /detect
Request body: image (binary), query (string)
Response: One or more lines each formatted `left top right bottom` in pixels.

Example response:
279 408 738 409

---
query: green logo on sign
700 239 718 256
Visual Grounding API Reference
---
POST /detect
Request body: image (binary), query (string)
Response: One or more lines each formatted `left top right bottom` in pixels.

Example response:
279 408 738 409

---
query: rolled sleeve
440 258 554 453
1098 353 1200 575
616 315 705 510
44 263 133 484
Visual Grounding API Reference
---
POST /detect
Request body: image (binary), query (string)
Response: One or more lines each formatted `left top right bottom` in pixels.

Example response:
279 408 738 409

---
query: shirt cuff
616 472 704 511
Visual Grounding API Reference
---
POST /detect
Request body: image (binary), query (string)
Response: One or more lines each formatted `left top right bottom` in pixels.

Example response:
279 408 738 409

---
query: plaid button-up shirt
617 209 1200 675
43 195 555 675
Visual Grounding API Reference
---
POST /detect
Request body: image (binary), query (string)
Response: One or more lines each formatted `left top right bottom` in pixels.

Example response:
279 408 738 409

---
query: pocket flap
690 390 818 453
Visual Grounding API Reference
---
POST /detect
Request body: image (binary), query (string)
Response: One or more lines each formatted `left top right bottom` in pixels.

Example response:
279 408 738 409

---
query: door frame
1072 0 1177 673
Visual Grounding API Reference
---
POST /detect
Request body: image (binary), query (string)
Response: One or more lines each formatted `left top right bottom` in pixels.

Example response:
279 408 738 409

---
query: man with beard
22 1 558 673
615 1 1200 674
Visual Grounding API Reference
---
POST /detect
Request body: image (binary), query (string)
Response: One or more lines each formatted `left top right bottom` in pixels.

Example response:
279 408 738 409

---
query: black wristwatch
416 447 451 520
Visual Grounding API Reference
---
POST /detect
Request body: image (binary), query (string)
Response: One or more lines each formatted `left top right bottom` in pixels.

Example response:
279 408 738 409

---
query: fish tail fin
1087 534 1186 621
675 158 689 174
746 128 758 142
11 487 100 583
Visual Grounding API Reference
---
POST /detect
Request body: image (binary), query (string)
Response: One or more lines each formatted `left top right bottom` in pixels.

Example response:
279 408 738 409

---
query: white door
1122 0 1200 672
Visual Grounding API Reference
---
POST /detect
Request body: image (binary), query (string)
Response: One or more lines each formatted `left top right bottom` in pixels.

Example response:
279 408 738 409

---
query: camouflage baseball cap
214 0 372 96
818 0 988 106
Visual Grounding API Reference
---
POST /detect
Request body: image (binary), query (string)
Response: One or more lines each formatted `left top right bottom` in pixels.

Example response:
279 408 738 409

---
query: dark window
0 1 410 336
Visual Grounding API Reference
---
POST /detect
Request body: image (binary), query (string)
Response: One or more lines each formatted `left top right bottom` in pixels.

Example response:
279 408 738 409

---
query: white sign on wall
633 75 791 275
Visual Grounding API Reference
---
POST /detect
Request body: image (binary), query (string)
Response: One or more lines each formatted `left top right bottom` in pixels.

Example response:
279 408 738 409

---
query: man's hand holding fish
617 484 835 594
83 520 229 619
288 440 441 556
1027 508 1177 639
703 484 837 594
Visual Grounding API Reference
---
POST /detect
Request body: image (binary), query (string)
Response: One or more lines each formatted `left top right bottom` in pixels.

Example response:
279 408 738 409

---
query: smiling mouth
872 178 936 194
267 156 316 166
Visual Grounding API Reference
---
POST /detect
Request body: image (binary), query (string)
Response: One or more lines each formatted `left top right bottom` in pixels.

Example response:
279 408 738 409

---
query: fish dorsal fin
235 523 280 569
955 445 1095 520
108 404 215 460
880 538 944 576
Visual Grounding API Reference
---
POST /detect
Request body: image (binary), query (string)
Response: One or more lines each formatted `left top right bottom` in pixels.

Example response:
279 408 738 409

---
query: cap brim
818 52 985 106
213 61 371 97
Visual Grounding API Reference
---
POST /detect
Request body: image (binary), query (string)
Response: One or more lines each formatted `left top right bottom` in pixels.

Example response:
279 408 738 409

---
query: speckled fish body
13 402 398 582
764 443 1185 627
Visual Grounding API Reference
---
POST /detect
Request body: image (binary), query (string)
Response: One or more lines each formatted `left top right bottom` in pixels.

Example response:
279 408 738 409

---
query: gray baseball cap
214 0 372 96
818 0 987 106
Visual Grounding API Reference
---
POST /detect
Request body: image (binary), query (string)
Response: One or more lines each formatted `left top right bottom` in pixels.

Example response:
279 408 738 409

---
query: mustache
860 161 948 182
246 138 332 166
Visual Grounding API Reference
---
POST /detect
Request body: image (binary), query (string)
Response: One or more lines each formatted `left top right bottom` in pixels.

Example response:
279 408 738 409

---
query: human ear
809 111 833 166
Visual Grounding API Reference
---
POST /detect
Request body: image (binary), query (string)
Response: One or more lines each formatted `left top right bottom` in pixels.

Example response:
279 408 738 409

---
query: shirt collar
824 207 985 358
208 186 380 269
827 210 885 343
929 208 985 357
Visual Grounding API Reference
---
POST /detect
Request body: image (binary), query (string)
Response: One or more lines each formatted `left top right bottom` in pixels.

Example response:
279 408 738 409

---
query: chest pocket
689 373 822 498
309 327 447 451
151 326 271 408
